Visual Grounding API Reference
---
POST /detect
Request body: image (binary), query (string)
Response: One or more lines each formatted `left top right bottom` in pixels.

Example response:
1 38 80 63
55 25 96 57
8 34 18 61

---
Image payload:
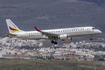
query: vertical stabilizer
6 19 24 33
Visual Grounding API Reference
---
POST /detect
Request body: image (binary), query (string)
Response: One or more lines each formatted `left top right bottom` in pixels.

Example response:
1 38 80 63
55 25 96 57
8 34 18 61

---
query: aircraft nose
98 30 102 34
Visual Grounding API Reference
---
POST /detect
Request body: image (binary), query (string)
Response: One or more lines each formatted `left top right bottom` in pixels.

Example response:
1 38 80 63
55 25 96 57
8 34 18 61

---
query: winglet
34 26 40 31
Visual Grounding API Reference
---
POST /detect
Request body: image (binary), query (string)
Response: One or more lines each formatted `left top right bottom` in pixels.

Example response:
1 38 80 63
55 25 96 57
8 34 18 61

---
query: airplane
4 19 102 44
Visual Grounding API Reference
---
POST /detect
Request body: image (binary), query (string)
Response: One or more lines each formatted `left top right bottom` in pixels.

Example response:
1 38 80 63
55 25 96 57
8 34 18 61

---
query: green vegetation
0 59 104 70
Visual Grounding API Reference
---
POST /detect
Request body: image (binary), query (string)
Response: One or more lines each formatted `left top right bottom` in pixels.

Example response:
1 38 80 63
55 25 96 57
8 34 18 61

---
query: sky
0 0 104 39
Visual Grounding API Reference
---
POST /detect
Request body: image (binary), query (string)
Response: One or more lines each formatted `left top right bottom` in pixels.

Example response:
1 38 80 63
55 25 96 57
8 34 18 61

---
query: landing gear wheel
90 38 93 40
51 40 54 43
51 40 58 44
54 41 57 44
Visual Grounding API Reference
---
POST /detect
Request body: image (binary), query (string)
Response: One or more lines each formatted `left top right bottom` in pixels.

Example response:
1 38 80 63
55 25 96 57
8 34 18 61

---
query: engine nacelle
59 34 68 40
58 34 72 41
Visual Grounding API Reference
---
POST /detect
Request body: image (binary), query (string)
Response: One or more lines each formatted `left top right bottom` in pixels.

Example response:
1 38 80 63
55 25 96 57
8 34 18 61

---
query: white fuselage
5 19 102 44
15 26 102 40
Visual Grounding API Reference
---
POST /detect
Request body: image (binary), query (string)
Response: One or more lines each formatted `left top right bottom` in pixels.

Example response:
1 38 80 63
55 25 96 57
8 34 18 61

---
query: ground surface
0 59 104 70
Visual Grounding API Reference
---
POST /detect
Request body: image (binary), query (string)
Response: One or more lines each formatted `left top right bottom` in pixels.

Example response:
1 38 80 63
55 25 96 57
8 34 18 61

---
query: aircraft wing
4 32 17 37
34 26 59 39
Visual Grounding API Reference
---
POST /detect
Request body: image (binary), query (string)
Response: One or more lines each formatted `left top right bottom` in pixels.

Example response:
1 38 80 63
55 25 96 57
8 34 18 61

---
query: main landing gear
51 40 57 44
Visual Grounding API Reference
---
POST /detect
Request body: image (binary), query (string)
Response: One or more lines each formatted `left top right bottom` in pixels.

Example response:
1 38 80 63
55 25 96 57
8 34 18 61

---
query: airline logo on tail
9 26 19 33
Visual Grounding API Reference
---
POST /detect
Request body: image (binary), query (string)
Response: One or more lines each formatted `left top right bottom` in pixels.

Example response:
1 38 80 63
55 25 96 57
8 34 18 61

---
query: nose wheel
90 36 93 40
51 40 57 44
90 38 93 40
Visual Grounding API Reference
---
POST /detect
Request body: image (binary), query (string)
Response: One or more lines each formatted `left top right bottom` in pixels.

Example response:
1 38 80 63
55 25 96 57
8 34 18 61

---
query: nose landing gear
90 35 93 40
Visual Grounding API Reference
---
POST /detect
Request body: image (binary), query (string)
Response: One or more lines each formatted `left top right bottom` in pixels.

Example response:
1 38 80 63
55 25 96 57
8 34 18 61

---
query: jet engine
58 34 72 41
59 34 68 39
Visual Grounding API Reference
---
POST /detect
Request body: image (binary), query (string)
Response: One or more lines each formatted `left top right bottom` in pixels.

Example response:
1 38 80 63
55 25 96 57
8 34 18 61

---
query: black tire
51 40 57 44
51 40 54 43
54 41 57 44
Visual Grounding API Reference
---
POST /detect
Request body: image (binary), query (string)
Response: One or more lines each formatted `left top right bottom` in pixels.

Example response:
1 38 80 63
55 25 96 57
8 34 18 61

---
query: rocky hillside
79 0 105 5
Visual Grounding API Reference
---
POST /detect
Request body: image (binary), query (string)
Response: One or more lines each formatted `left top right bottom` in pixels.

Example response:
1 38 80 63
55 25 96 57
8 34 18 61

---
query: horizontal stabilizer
4 32 17 37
